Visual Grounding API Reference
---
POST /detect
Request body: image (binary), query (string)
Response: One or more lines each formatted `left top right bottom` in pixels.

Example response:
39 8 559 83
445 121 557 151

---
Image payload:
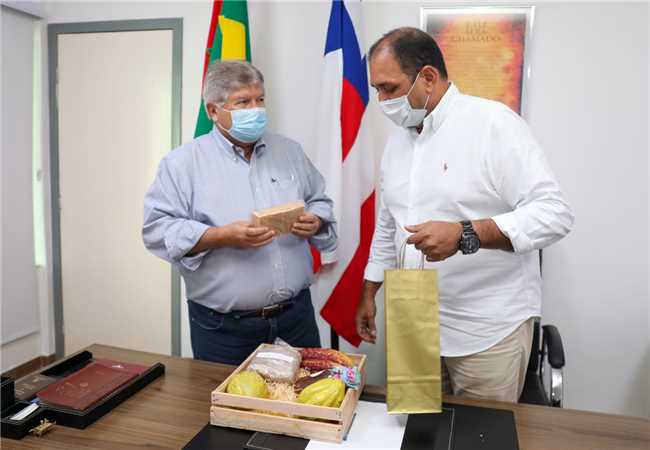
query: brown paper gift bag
385 242 441 414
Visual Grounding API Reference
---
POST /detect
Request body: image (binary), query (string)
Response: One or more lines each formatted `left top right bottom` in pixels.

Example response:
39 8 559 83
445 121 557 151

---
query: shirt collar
210 126 267 160
413 81 460 137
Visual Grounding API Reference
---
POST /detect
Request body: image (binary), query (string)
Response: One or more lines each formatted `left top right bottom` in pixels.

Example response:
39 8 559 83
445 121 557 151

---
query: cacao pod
227 371 269 398
297 378 345 408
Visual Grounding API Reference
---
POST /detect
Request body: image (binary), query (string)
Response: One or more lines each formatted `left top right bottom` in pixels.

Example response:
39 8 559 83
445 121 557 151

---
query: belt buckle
261 304 281 318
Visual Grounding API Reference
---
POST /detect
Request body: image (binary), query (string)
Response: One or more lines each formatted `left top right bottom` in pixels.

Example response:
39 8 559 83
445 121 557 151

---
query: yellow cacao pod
297 378 345 408
227 371 269 399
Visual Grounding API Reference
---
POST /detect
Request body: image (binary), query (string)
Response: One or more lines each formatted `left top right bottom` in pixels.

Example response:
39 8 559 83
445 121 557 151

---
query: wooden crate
211 343 367 443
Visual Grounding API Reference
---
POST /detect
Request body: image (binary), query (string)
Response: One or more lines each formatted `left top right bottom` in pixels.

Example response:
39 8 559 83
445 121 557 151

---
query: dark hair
369 27 448 80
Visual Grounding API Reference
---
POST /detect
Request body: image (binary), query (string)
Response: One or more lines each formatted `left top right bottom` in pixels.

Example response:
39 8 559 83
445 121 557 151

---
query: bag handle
398 240 425 270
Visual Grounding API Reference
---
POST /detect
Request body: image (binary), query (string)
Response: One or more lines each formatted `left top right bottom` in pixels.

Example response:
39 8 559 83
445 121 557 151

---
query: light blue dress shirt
143 129 337 312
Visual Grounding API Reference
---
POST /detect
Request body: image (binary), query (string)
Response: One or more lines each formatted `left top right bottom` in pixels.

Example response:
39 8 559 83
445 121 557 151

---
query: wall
522 1 649 418
20 0 650 418
0 2 55 373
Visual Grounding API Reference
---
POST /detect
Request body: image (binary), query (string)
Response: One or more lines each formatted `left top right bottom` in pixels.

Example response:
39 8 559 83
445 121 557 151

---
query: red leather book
93 358 150 375
37 362 137 411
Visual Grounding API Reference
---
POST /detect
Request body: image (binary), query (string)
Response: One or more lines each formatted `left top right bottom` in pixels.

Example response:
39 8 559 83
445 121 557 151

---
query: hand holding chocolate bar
290 212 322 238
251 201 304 235
221 221 276 249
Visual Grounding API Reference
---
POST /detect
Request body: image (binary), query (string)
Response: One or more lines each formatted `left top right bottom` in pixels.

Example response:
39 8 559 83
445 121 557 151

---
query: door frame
48 18 183 358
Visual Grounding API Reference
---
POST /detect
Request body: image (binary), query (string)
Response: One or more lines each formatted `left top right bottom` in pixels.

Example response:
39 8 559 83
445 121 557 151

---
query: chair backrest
526 318 542 373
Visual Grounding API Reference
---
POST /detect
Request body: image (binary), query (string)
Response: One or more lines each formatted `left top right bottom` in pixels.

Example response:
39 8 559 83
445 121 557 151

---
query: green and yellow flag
195 0 251 137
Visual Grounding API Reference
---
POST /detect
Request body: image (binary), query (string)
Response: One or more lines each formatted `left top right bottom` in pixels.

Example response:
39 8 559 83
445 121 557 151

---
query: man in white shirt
355 27 574 402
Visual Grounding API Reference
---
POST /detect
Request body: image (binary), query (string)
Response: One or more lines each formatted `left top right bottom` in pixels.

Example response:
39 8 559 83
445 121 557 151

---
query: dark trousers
188 288 321 365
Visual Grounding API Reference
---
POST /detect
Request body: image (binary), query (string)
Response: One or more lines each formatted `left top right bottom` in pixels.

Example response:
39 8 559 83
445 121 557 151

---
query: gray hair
202 60 264 111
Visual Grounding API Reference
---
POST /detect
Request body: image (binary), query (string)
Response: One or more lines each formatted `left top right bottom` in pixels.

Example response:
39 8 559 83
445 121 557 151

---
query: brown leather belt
193 289 309 319
227 298 295 319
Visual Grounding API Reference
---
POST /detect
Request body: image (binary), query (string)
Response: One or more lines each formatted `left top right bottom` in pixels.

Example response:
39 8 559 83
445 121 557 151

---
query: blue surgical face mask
217 106 267 143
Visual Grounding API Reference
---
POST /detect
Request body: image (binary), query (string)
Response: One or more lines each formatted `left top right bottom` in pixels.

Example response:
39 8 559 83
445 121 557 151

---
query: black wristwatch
458 220 480 255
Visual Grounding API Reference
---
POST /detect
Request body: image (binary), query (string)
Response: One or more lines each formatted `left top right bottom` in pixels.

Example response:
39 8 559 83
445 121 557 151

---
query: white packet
248 344 302 383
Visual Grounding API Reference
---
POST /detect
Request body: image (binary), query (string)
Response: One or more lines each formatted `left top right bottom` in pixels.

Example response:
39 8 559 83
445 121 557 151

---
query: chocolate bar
251 201 305 235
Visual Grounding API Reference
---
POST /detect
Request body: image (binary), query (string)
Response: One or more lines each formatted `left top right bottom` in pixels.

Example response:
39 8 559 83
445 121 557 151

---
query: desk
2 344 648 450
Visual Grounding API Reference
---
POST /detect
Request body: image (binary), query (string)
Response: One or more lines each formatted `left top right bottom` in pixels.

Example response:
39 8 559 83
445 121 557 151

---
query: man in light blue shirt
143 60 336 364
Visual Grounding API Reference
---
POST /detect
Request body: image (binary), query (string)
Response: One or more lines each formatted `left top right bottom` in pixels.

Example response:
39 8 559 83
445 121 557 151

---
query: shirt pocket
269 174 301 205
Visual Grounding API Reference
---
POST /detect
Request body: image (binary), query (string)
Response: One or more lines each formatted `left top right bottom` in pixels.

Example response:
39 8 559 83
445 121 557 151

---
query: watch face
461 234 480 254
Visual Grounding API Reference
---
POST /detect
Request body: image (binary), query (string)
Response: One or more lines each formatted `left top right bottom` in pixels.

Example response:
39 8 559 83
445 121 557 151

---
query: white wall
0 3 55 373
25 0 650 418
1 5 39 369
523 1 649 419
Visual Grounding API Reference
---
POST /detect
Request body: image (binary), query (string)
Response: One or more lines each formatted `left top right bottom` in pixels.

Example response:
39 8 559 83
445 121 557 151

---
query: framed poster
421 6 534 116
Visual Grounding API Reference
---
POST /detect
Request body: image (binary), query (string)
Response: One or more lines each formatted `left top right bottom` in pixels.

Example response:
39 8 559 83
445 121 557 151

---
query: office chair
519 318 565 407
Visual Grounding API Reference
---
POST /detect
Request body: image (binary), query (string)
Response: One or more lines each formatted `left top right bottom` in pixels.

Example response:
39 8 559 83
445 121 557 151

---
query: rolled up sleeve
486 108 574 253
142 157 211 271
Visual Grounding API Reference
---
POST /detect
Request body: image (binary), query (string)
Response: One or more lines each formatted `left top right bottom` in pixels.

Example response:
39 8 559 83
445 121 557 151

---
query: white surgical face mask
379 72 430 128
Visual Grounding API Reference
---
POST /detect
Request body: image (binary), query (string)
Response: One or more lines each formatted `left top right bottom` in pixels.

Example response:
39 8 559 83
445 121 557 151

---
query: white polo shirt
364 83 574 357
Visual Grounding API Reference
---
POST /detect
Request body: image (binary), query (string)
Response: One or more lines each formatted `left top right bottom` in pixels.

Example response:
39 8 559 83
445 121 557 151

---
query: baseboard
1 354 57 380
